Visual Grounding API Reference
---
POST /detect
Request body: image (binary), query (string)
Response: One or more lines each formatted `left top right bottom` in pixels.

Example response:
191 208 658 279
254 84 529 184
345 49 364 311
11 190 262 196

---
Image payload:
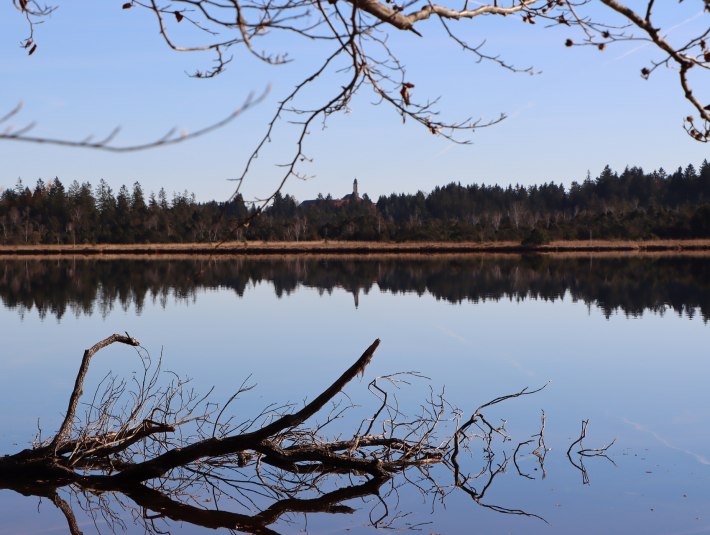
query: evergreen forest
1 161 709 245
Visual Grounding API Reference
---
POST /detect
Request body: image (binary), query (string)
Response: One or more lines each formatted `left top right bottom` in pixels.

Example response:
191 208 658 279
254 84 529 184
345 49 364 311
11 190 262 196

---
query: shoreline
1 239 709 257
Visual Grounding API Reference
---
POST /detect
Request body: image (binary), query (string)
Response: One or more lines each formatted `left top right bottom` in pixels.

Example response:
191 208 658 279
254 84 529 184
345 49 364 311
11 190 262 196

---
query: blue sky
1 2 707 203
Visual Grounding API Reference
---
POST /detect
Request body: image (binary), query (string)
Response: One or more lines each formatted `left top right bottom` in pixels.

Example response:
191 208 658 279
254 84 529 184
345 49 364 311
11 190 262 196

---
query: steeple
353 178 359 199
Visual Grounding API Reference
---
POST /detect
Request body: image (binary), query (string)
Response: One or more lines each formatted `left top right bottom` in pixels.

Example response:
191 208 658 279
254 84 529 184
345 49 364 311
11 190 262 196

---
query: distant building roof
300 178 371 207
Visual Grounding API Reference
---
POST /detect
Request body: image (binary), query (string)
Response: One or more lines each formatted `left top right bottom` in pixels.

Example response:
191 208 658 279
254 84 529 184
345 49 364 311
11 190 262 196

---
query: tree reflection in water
0 334 614 534
1 254 708 321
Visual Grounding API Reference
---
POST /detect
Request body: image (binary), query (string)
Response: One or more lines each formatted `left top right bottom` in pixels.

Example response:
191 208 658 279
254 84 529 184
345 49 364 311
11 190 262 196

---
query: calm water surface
0 255 708 534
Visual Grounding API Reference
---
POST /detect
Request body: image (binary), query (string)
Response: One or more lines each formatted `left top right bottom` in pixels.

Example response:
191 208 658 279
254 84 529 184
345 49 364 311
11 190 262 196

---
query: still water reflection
1 254 708 321
0 254 708 534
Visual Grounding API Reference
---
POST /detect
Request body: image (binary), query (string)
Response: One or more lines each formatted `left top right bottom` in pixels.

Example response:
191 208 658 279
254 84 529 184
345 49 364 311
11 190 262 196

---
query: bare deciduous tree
3 2 708 207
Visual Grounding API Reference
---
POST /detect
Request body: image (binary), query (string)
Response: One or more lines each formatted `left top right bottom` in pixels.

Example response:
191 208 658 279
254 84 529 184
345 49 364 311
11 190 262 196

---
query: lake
0 254 708 534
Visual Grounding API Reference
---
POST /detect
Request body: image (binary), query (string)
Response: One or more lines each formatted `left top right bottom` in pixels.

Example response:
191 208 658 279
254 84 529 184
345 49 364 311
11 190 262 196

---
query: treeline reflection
1 255 708 321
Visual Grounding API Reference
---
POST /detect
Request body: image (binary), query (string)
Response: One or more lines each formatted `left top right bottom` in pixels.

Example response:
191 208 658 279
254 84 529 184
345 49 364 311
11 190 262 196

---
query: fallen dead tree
0 334 613 533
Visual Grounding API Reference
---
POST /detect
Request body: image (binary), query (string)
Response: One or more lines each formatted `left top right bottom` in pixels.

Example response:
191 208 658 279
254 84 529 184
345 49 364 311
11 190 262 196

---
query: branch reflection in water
0 335 613 534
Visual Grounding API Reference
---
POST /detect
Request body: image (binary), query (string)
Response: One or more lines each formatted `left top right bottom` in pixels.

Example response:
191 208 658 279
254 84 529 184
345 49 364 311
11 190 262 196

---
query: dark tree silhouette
2 161 708 244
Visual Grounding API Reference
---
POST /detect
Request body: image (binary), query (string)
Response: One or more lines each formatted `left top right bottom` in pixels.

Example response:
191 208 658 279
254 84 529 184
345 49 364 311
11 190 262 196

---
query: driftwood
0 334 613 533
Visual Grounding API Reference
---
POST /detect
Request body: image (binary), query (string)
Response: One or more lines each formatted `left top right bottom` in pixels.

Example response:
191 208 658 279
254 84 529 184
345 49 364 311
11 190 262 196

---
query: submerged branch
0 334 613 533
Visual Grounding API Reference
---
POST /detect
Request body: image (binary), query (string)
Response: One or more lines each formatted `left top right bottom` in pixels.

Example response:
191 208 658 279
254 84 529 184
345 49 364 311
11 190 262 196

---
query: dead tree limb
49 333 141 452
566 419 616 484
0 335 614 533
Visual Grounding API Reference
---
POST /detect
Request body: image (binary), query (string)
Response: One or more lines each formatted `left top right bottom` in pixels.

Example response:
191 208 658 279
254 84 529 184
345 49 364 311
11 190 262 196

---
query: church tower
353 178 359 199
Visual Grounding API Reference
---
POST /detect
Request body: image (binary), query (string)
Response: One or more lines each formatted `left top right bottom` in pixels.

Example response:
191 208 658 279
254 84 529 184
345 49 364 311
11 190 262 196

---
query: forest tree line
1 161 709 245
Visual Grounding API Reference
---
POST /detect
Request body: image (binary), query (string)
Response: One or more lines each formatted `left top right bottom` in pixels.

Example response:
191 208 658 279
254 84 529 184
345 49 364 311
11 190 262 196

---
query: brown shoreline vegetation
1 239 710 258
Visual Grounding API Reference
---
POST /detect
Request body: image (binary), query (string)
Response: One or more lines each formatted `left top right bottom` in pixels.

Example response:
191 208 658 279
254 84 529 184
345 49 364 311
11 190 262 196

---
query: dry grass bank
0 239 709 258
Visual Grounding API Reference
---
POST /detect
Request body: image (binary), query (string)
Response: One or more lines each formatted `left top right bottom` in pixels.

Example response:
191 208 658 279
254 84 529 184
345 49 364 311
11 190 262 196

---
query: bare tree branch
0 334 614 533
7 0 707 213
49 333 141 452
566 419 616 484
0 90 267 151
